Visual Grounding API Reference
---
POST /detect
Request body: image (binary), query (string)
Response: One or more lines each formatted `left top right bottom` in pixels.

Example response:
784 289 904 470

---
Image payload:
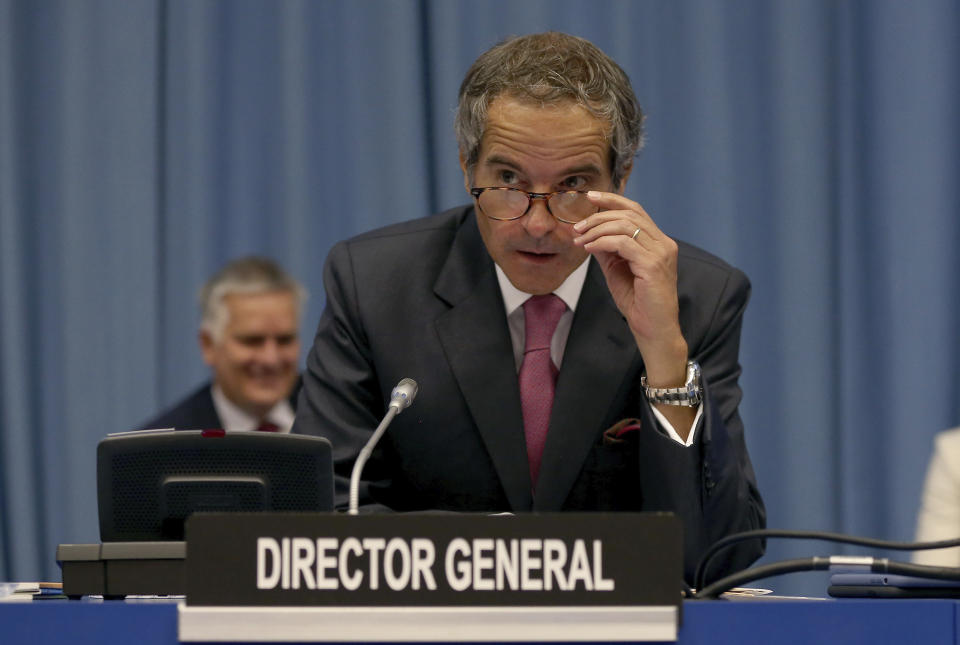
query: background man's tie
519 294 567 486
256 421 280 432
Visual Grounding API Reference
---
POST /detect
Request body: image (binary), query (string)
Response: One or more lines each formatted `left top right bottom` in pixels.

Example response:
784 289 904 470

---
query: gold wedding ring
631 227 642 241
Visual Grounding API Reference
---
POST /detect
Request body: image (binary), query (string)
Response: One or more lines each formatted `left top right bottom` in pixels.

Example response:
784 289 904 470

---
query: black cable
693 556 960 600
695 557 831 599
881 560 960 581
694 529 960 591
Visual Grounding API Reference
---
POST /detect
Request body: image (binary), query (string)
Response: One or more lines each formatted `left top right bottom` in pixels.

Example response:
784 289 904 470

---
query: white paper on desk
0 583 45 601
721 587 774 597
107 428 175 436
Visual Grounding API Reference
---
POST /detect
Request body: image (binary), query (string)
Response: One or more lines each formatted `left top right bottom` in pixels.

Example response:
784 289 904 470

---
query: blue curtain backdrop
1 0 958 595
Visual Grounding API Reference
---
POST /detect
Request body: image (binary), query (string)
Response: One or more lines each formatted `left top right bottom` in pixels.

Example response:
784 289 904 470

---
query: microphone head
389 378 418 412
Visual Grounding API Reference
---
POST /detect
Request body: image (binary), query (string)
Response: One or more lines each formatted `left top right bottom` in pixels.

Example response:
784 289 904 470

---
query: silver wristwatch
641 360 703 407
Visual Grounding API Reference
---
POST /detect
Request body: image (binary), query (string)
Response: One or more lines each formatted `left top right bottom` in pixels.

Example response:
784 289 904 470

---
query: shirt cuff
650 404 703 447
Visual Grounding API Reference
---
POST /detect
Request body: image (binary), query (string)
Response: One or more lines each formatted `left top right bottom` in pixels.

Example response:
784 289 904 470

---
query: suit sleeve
292 240 392 510
636 265 766 584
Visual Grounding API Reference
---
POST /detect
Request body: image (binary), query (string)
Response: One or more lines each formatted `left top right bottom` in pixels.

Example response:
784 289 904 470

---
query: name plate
184 512 681 608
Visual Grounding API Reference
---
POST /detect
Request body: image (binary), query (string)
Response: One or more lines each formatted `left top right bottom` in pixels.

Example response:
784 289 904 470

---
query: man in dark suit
143 257 305 433
293 32 764 582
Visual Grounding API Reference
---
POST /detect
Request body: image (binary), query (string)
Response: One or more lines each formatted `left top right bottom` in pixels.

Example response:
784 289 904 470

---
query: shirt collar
210 384 295 433
494 258 590 316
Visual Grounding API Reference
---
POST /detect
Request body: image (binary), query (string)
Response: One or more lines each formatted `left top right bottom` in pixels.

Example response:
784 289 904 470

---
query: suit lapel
533 261 640 510
433 213 533 512
199 385 226 429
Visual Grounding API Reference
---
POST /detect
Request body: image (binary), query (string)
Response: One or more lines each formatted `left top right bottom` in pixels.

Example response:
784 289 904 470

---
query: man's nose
256 340 282 365
521 196 557 238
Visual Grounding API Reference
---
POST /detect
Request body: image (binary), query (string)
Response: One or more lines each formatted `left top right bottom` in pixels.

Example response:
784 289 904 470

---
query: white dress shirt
494 261 701 446
211 384 295 433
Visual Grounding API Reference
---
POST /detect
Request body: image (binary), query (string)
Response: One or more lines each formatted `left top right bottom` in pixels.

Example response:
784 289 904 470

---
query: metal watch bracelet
641 360 703 407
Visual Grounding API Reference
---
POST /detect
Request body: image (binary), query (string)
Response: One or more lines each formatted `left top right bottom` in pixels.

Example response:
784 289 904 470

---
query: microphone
348 378 419 515
388 378 418 412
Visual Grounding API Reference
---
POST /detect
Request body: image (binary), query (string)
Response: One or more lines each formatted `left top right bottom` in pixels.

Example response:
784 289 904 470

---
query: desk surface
2 597 958 644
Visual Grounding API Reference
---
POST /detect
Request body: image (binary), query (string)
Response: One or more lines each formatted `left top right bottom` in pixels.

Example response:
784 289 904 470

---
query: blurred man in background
142 256 306 433
914 427 960 565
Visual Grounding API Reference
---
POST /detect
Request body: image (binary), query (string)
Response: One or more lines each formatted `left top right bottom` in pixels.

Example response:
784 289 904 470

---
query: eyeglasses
469 187 597 224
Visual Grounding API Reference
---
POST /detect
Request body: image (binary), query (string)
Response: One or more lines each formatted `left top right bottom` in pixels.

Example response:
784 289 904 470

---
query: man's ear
199 330 216 366
459 151 471 194
616 163 633 194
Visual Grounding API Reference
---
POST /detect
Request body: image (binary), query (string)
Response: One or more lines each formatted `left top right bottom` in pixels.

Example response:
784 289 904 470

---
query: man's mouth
247 370 285 386
516 250 558 263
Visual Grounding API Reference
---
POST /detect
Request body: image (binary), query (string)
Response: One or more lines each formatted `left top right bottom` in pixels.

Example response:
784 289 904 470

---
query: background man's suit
142 382 299 430
141 383 222 430
294 205 765 581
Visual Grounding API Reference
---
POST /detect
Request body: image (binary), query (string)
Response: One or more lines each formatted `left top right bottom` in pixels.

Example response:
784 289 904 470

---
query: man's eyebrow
562 163 604 176
484 154 522 170
484 155 603 177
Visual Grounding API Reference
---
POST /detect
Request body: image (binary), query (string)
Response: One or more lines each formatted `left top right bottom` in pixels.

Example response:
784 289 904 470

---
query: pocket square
603 418 642 445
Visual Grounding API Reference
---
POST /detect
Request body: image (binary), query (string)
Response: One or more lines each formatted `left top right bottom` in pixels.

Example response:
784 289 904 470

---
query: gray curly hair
455 32 644 189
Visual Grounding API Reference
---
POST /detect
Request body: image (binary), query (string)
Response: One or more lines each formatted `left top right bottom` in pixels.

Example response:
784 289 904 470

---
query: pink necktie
519 294 567 485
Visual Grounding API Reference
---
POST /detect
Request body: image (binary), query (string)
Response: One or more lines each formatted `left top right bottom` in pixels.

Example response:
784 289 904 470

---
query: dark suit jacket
141 382 222 430
141 380 301 430
294 205 765 582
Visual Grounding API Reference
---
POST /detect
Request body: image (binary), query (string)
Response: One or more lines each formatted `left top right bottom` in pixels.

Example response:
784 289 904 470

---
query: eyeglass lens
477 189 596 223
